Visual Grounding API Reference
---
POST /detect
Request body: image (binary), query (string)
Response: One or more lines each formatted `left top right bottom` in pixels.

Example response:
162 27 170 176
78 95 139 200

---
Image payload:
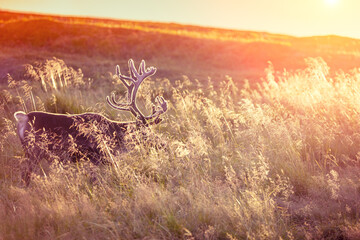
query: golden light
324 0 339 6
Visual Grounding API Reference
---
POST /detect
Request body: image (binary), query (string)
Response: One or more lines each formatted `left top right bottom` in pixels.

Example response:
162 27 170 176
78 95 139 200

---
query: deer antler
106 59 168 124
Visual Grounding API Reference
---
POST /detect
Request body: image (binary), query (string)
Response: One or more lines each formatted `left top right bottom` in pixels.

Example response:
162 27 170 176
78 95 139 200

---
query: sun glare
325 0 339 6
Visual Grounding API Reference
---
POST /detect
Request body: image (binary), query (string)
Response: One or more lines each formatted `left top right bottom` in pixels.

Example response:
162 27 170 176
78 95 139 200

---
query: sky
1 0 360 39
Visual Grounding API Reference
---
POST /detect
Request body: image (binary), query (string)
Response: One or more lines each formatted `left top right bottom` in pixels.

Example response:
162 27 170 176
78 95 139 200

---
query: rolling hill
1 10 360 84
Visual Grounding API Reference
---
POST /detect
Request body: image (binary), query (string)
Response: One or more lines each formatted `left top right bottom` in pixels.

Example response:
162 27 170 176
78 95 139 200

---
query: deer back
15 111 133 165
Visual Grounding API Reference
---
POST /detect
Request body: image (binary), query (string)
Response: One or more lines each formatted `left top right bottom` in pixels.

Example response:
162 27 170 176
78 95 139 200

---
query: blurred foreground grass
1 57 360 239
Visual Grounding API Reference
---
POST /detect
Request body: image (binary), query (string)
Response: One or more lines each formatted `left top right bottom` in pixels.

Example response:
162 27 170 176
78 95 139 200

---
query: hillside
1 10 360 84
4 10 360 239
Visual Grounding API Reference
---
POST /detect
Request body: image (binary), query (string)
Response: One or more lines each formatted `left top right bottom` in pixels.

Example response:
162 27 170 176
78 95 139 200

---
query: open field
2 10 360 239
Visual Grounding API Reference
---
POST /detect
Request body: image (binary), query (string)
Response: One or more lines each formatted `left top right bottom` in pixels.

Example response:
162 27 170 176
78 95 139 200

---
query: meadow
2 10 360 240
1 56 360 239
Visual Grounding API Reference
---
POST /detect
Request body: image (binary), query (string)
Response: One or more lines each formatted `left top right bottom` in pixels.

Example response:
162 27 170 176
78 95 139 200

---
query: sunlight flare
325 0 339 6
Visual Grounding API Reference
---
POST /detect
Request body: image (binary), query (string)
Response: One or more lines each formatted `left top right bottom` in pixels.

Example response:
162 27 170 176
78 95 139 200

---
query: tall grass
1 57 360 239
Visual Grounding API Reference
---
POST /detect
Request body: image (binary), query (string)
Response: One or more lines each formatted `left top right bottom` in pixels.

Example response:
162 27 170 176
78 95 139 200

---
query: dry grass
1 57 360 239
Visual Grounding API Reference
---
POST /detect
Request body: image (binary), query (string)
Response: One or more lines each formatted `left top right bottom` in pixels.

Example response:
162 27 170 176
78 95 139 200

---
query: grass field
1 56 360 239
2 10 360 240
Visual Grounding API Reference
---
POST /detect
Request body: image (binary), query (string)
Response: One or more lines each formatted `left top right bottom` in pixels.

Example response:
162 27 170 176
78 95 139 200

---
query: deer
14 59 168 185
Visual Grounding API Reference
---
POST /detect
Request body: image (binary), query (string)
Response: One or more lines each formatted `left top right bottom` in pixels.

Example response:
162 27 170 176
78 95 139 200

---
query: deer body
14 60 168 185
14 111 130 164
